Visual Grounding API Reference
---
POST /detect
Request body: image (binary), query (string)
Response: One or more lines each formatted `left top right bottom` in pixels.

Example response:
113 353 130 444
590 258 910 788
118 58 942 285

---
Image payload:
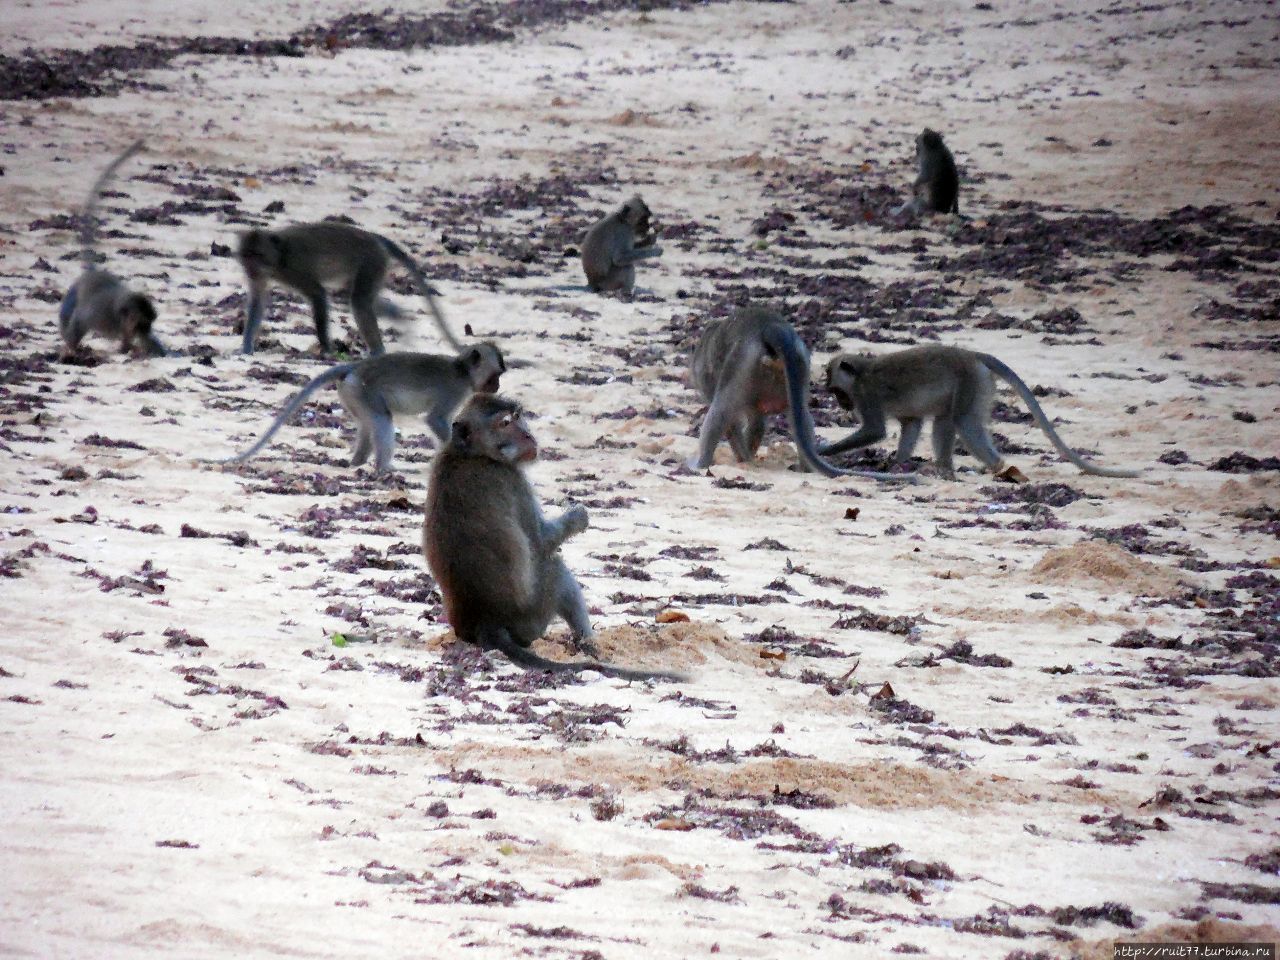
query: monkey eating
688 307 912 482
235 220 461 357
580 194 664 296
219 343 506 474
896 128 960 217
822 345 1143 481
423 394 685 681
58 139 166 361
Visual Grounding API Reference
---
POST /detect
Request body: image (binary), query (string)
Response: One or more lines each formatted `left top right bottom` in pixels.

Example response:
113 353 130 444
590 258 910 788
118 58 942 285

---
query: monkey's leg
931 416 957 480
895 418 924 462
611 264 636 297
371 408 396 474
424 409 451 446
348 425 373 467
350 267 386 356
956 413 1007 474
337 378 378 467
552 559 599 657
689 397 737 469
58 287 78 341
728 416 754 462
242 281 270 354
294 278 332 353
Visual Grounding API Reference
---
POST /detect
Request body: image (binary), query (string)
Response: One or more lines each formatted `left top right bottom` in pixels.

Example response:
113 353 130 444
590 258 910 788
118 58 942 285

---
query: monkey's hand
561 504 590 538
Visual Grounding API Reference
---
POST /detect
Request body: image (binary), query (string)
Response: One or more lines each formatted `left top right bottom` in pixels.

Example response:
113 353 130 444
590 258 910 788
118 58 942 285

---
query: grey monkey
235 221 461 356
896 128 959 217
580 195 663 295
823 345 1143 480
688 306 913 482
222 344 505 474
423 394 684 681
58 139 166 360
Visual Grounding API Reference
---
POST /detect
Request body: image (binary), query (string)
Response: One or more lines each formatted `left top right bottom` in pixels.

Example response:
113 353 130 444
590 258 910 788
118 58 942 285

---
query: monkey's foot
995 464 1029 484
572 636 602 659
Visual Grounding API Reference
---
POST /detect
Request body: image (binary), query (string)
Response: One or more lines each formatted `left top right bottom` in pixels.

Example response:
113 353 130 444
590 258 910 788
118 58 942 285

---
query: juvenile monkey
580 195 663 295
424 394 684 681
896 128 960 217
222 343 505 474
822 345 1142 480
58 139 166 360
689 307 911 482
235 221 461 356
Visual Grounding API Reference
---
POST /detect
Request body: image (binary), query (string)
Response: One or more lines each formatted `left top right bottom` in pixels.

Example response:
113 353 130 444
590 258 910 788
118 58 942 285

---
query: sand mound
1030 541 1183 596
543 620 760 672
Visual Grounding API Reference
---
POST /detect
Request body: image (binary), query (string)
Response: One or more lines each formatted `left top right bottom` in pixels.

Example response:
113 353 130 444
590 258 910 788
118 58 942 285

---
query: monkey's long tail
80 139 145 268
220 363 354 464
492 638 687 683
377 236 464 353
978 353 1143 478
763 323 915 483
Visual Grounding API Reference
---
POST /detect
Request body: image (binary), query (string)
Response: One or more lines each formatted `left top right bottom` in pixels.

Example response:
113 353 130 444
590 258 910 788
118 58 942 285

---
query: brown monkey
235 221 460 356
424 394 684 681
822 345 1143 480
689 307 913 482
220 343 505 474
58 139 166 360
897 128 960 217
580 195 663 295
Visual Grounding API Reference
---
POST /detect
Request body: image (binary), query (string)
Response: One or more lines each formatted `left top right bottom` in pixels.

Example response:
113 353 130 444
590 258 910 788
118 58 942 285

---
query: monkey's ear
620 201 633 217
452 420 471 450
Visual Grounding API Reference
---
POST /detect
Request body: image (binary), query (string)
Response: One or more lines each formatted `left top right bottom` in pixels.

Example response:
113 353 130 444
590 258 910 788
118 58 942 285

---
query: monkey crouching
580 194 664 296
423 395 684 681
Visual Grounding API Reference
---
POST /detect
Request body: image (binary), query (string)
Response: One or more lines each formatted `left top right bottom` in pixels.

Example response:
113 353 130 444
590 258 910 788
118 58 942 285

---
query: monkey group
53 131 1143 679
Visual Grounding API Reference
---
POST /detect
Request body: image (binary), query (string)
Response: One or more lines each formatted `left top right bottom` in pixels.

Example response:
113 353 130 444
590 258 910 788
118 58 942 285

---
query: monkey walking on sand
58 139 166 360
235 221 461 357
424 394 685 681
822 345 1143 481
689 307 914 483
218 344 506 475
580 195 664 296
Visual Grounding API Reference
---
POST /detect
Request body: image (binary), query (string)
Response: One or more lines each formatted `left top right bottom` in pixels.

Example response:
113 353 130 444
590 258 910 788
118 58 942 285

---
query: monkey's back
279 222 385 283
868 345 988 416
921 143 960 213
423 453 545 640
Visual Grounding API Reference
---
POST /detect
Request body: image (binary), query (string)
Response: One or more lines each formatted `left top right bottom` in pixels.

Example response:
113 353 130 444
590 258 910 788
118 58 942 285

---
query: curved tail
977 353 1142 478
493 637 686 682
762 322 915 483
222 363 354 464
80 139 145 268
377 236 463 352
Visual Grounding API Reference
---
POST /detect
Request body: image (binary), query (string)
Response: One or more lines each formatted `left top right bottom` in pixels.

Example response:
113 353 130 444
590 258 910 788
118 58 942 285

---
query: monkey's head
459 341 506 394
618 195 653 235
825 354 872 410
449 395 537 464
118 293 161 355
917 128 945 152
236 228 285 274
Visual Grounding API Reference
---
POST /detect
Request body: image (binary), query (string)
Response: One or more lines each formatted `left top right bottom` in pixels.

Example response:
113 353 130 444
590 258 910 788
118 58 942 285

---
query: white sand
1 1 1277 957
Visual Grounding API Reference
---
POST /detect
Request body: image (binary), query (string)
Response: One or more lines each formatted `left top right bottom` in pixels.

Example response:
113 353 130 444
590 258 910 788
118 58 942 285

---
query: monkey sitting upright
235 221 461 357
58 139 166 360
688 306 911 482
822 345 1143 481
220 344 506 475
580 194 664 296
423 394 683 681
896 128 960 217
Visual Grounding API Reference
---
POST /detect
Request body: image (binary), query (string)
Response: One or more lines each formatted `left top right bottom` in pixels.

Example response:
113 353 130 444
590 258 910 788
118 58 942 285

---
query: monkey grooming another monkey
580 195 663 296
58 139 166 360
236 221 461 356
896 128 959 217
221 344 505 474
689 307 912 482
424 395 684 681
823 345 1143 480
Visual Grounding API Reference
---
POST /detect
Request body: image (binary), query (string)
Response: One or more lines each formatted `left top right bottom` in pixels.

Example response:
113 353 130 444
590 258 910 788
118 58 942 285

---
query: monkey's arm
242 281 270 354
616 246 663 265
819 413 887 455
59 286 78 326
539 504 589 552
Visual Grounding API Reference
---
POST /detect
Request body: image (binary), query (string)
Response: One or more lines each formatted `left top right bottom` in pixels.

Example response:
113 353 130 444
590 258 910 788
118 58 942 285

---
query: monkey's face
917 129 944 154
467 343 506 394
121 295 160 353
236 229 283 273
825 356 861 410
491 407 538 464
622 196 652 234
